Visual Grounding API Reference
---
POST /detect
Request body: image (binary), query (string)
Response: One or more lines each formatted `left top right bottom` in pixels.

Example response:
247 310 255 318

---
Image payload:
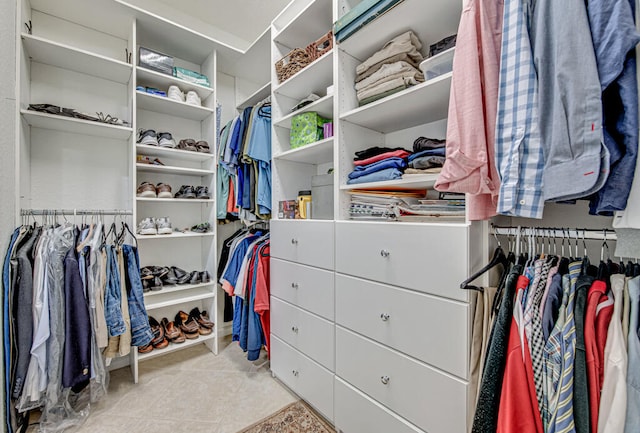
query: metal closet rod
21 209 132 216
491 225 617 241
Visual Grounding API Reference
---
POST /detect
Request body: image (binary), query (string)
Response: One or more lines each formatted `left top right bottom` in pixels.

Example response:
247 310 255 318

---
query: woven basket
275 48 313 83
306 30 333 61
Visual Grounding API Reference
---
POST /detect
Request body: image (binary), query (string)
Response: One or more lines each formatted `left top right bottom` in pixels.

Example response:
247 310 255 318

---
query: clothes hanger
459 232 509 292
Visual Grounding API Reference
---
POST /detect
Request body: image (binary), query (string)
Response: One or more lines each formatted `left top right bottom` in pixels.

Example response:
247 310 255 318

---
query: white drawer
271 220 334 270
271 258 334 320
335 222 469 301
335 377 425 433
271 336 334 422
271 297 335 371
336 327 467 433
336 274 468 379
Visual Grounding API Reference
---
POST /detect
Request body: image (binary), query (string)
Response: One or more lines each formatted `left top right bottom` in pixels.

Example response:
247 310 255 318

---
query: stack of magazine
348 190 465 221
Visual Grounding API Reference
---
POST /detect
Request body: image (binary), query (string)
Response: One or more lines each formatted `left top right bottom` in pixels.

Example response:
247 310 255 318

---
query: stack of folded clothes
355 31 425 106
405 136 446 174
347 146 411 184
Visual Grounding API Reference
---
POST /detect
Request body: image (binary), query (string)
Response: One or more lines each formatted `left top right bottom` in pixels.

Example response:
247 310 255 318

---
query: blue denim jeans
122 244 153 347
104 246 126 337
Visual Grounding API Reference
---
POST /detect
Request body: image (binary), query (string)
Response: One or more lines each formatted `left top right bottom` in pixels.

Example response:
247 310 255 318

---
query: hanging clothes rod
21 209 132 216
491 225 617 241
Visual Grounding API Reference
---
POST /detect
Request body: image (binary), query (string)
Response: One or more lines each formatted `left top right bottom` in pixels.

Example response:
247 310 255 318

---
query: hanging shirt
494 0 544 219
625 276 640 431
434 0 503 221
254 244 271 355
573 274 595 433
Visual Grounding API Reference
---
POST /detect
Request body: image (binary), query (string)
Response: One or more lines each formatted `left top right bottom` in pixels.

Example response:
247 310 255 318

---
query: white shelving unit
136 231 215 240
237 82 271 110
135 163 214 176
136 144 215 160
274 94 333 129
136 66 214 98
137 333 216 362
136 91 215 120
20 109 133 139
274 137 334 164
339 173 439 191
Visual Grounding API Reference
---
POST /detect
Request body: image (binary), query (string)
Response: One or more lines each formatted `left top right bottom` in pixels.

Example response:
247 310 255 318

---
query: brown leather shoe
138 343 153 354
156 183 172 199
175 311 200 335
149 316 165 346
136 181 157 198
189 307 214 329
172 327 186 343
162 317 180 340
153 337 169 349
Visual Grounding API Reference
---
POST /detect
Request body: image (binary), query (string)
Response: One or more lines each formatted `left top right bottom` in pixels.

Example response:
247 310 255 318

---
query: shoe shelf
21 33 133 84
272 0 333 50
273 50 333 100
135 163 214 176
143 286 215 310
137 332 216 362
136 91 214 121
136 66 214 99
136 197 214 203
136 144 215 161
237 82 271 110
339 173 440 191
339 72 452 134
337 0 462 62
273 137 334 165
144 281 214 298
273 94 333 129
136 231 215 240
21 109 133 140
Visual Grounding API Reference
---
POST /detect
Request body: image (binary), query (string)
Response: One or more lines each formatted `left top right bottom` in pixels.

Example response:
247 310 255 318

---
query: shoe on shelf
190 222 211 233
195 186 210 199
136 155 165 166
137 129 158 146
161 267 178 285
137 217 157 235
196 140 210 153
171 266 190 284
156 183 172 199
136 181 157 198
149 276 163 291
161 317 180 340
156 217 173 235
190 307 214 329
188 270 201 285
157 132 176 148
149 316 169 349
174 185 196 199
177 139 197 152
175 311 199 339
185 90 201 106
167 85 185 102
200 270 211 283
138 343 153 354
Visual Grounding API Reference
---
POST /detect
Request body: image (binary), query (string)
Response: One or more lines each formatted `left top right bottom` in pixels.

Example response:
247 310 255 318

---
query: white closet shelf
272 0 333 49
144 282 214 298
21 33 133 84
144 286 215 310
136 67 214 99
135 163 214 176
274 137 334 165
273 51 333 100
137 333 216 362
21 109 133 140
237 82 271 110
337 0 462 62
136 144 215 161
339 173 440 191
136 197 214 204
136 91 214 121
136 231 215 240
340 73 452 133
274 94 333 129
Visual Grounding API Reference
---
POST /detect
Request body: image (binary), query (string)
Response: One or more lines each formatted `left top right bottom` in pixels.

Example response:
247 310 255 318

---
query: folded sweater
355 61 424 91
356 31 424 78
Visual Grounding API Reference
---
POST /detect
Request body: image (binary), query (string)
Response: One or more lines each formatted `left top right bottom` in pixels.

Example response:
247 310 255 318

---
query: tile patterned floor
75 336 298 433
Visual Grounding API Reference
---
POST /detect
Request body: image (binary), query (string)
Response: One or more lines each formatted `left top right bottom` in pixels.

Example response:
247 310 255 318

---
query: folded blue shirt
347 167 403 184
407 147 446 162
349 157 407 179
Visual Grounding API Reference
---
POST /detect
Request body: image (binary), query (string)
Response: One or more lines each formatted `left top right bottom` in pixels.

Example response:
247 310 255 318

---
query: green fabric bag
290 112 331 149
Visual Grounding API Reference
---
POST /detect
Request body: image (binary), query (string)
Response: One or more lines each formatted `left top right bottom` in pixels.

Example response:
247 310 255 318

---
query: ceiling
155 0 292 46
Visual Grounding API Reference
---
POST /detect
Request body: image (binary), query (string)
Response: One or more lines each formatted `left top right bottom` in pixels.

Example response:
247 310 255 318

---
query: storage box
139 46 174 75
173 67 210 87
419 47 454 80
290 112 332 149
278 200 298 219
334 0 404 43
312 174 334 220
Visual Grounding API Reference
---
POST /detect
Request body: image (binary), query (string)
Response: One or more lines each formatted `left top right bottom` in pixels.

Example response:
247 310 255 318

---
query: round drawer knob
292 370 299 377
291 326 299 333
380 376 390 385
380 313 390 322
380 249 390 258
291 238 298 245
291 282 299 289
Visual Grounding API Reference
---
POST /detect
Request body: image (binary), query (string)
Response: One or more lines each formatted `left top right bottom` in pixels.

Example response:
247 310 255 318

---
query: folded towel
356 53 422 83
357 76 420 101
355 61 424 91
356 31 424 77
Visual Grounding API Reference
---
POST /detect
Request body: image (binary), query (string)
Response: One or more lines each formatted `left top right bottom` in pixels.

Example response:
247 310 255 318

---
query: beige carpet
238 401 334 433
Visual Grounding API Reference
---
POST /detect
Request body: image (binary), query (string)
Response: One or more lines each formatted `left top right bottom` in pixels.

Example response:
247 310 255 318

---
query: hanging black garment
218 228 246 322
472 264 523 433
573 274 594 433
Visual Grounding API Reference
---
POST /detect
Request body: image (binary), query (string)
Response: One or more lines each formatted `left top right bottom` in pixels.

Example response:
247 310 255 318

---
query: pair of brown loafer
161 317 186 343
138 316 170 353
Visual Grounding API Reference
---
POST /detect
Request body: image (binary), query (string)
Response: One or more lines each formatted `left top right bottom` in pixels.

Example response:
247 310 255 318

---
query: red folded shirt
353 150 411 166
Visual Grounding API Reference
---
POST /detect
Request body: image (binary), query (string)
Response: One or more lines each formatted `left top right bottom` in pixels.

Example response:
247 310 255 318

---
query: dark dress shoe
172 327 186 343
161 268 178 285
200 271 211 283
150 276 163 291
175 311 200 337
153 337 169 349
189 271 201 285
189 307 214 329
149 316 166 347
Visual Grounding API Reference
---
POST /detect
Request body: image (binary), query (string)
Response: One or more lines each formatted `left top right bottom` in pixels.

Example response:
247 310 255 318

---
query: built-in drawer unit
271 220 334 270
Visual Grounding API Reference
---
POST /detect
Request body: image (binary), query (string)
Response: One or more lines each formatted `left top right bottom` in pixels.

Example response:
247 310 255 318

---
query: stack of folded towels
405 137 446 174
355 30 425 106
347 136 447 185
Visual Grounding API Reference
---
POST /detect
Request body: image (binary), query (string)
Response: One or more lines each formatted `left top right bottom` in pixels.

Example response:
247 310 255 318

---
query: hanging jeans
104 246 126 337
122 244 154 347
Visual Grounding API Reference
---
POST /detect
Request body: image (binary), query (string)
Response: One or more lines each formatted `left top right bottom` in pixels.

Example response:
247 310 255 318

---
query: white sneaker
137 217 157 235
185 91 201 106
156 217 173 235
167 85 185 102
157 132 176 148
